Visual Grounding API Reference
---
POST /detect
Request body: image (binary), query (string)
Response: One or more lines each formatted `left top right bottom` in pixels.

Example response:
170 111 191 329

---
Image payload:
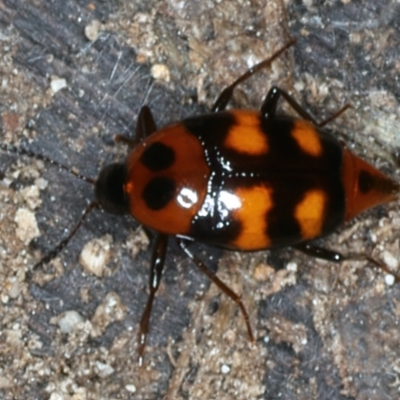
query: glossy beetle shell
123 109 398 251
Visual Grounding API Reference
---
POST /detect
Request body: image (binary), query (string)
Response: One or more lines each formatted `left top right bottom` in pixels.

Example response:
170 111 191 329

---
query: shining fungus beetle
2 38 399 365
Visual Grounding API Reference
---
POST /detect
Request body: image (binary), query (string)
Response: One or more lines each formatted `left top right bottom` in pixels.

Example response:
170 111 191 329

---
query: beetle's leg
135 105 157 141
294 242 344 262
137 233 168 366
363 255 400 281
295 242 400 282
211 38 296 112
261 86 351 127
178 239 255 342
115 105 157 148
314 104 352 127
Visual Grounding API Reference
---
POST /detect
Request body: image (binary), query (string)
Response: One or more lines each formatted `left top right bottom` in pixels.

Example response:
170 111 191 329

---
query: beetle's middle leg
137 232 168 366
178 239 255 342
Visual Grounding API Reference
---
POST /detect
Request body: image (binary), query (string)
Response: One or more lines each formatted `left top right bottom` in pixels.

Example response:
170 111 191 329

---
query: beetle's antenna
0 142 100 272
0 143 96 185
30 200 100 273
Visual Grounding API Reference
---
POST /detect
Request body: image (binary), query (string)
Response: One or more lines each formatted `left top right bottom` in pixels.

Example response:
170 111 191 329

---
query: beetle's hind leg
261 86 351 127
295 242 400 282
178 239 255 342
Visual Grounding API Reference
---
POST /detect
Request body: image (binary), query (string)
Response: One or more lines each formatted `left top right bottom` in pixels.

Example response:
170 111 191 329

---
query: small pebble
14 208 40 244
221 364 231 374
50 77 67 93
84 20 101 41
150 64 170 83
125 384 137 393
384 274 395 286
79 235 112 277
55 310 85 334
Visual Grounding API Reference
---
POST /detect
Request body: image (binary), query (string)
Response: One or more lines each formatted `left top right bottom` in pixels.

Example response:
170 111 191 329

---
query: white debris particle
382 250 399 270
79 235 112 277
286 262 298 272
50 76 67 93
125 384 137 393
7 277 23 299
35 177 48 190
84 20 101 41
0 376 12 389
14 208 40 244
294 80 305 92
221 364 231 374
150 64 171 83
49 393 64 400
19 185 41 209
126 227 150 258
12 170 20 180
384 274 395 286
253 263 274 282
2 177 12 187
135 12 149 23
91 292 127 337
52 310 85 334
95 361 115 378
5 328 23 349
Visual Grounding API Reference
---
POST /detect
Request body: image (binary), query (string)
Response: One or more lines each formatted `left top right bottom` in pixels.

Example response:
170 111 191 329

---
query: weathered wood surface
1 1 400 399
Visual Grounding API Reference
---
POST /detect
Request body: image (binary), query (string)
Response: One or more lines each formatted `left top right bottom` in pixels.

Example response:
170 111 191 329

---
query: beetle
4 39 399 365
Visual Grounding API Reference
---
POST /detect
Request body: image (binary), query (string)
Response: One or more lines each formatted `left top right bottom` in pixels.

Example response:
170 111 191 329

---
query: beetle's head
95 163 130 215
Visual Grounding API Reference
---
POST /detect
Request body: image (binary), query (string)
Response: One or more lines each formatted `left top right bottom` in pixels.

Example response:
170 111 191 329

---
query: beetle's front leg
115 105 158 148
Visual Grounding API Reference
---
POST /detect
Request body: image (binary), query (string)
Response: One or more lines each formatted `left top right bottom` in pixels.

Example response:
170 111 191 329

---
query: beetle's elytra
119 109 397 251
4 39 399 364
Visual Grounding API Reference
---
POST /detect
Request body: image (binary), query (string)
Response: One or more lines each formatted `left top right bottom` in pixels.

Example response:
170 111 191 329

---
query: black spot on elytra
140 142 175 171
358 170 374 193
142 177 176 210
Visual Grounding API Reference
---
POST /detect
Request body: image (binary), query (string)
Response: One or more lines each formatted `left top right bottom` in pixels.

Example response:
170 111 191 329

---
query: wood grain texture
1 1 400 399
